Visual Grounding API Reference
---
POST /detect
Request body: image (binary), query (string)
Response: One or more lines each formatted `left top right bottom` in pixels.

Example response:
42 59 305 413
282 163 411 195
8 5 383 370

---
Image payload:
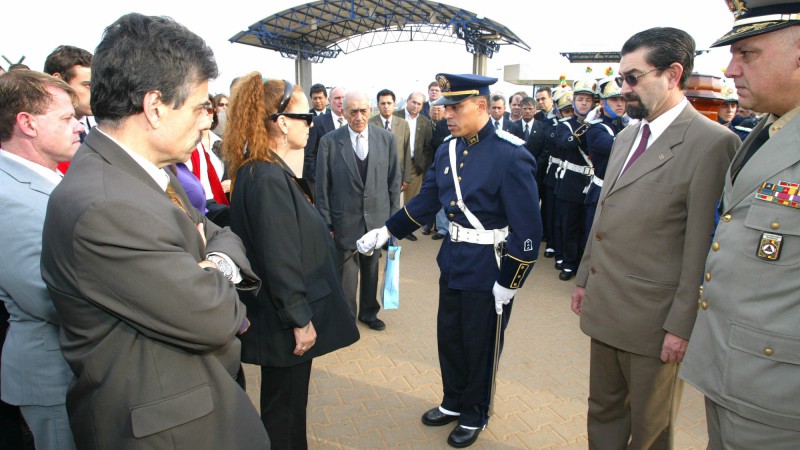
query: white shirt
0 150 63 185
618 97 689 180
404 110 418 157
348 125 369 158
493 117 504 130
380 115 392 130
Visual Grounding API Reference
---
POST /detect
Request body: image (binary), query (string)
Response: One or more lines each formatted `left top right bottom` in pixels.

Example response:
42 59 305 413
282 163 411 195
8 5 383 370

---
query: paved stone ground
243 235 709 449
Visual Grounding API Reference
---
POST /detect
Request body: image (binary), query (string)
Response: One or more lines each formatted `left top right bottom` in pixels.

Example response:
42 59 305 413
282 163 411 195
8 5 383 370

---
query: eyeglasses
270 112 314 126
615 68 658 87
218 102 228 107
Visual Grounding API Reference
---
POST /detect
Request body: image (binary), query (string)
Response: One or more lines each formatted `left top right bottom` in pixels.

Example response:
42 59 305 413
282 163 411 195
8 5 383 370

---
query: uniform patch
757 232 782 261
523 239 533 251
755 181 800 208
444 167 449 175
495 129 525 145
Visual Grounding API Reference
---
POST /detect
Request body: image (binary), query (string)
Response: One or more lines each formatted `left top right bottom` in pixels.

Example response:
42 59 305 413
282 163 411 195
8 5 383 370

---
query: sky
2 0 737 101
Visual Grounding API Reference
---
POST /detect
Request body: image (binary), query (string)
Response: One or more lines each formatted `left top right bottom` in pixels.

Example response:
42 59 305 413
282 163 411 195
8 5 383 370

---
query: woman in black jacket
224 73 359 449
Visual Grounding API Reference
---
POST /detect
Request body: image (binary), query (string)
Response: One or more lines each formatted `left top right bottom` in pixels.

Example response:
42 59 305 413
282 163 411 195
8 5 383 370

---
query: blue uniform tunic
386 119 542 291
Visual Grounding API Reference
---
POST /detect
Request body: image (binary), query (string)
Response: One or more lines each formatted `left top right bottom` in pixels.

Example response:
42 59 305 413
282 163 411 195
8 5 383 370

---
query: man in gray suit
682 2 800 448
40 14 269 449
316 91 401 331
570 27 739 449
0 70 83 450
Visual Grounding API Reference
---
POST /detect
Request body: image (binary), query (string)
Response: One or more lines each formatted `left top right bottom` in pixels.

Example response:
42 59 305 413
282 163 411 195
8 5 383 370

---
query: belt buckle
452 224 459 242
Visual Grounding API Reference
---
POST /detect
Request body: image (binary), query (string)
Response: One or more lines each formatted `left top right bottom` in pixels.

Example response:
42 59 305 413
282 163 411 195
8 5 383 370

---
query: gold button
711 242 720 251
764 347 774 356
448 213 454 219
722 214 732 222
705 273 711 282
458 176 462 182
450 201 455 206
463 150 468 156
459 163 464 168
700 301 708 310
771 222 780 230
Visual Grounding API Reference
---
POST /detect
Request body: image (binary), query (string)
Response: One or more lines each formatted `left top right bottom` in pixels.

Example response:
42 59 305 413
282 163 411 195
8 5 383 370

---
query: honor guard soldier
718 84 753 141
584 75 627 241
356 73 542 448
682 1 800 448
543 86 573 264
554 77 597 280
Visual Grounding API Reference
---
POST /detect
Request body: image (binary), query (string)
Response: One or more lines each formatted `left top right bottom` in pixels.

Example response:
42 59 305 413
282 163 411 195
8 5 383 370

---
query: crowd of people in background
2 1 799 449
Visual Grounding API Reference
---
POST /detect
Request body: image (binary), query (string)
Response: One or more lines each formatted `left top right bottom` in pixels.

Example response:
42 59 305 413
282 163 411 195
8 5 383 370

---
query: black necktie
524 123 530 141
494 120 500 129
385 119 390 130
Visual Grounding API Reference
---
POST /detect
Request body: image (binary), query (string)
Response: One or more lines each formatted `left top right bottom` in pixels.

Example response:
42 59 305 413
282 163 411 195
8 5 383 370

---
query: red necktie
621 124 651 175
190 146 230 206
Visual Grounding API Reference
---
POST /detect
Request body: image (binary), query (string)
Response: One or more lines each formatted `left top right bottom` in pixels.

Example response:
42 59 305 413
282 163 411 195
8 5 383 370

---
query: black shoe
421 229 432 236
406 233 418 241
421 407 459 426
543 248 555 258
555 260 563 270
447 425 481 448
359 318 386 331
559 269 574 281
432 233 445 240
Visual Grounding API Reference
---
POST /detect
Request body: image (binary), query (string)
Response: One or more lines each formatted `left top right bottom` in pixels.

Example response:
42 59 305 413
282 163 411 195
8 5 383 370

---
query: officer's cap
573 78 597 97
721 84 739 103
598 76 623 99
713 0 800 47
553 87 574 110
434 73 498 106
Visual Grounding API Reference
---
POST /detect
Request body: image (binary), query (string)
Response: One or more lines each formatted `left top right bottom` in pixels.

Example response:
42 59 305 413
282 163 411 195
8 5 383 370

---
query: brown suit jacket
40 131 269 449
394 110 434 175
369 114 412 183
576 103 739 358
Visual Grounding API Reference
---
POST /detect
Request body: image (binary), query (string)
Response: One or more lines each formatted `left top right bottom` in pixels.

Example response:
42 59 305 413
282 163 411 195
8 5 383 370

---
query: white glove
492 282 516 315
356 226 389 255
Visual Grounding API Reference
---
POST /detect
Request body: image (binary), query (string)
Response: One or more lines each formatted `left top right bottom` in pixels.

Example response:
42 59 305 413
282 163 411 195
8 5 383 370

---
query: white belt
591 175 604 187
561 161 593 176
547 156 563 173
448 222 509 245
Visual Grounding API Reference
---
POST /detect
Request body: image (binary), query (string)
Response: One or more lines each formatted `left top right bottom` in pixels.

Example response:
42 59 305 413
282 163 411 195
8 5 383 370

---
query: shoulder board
734 125 753 132
442 134 454 142
495 129 525 145
588 118 604 124
558 117 571 122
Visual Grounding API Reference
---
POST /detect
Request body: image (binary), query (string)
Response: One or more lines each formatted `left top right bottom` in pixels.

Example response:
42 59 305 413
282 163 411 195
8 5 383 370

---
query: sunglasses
268 79 313 125
218 102 228 107
615 68 657 88
271 112 314 125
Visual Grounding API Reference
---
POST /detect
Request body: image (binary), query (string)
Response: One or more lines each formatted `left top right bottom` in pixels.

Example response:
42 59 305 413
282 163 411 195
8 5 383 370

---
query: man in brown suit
570 27 740 449
40 14 269 449
394 91 433 202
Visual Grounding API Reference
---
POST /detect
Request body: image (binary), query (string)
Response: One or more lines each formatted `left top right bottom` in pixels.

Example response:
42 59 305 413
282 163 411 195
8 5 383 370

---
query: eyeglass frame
615 68 658 88
271 112 314 125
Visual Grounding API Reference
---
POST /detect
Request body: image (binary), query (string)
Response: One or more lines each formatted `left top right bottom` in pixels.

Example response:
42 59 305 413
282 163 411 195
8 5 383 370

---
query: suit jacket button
722 214 732 222
700 301 708 310
764 347 774 356
705 272 711 282
711 242 720 251
450 201 456 206
771 222 780 230
448 213 454 219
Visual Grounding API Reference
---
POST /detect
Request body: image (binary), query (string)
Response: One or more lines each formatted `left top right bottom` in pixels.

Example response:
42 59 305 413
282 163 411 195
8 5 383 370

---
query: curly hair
223 72 302 188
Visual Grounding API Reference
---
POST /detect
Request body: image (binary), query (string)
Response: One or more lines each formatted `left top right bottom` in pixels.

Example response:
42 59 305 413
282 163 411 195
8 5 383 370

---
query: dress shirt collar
0 149 63 185
331 110 344 128
95 128 170 191
640 97 689 147
347 125 369 148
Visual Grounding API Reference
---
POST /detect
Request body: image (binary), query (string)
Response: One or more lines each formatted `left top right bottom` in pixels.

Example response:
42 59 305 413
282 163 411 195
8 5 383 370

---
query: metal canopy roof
230 0 530 63
560 50 711 64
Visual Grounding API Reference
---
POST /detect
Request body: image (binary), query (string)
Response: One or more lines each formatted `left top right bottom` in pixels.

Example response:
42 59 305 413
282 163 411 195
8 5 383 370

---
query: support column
472 53 488 76
295 58 312 98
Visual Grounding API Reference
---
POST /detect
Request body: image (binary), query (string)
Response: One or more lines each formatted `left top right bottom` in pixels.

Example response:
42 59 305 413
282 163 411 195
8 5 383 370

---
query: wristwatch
207 255 233 280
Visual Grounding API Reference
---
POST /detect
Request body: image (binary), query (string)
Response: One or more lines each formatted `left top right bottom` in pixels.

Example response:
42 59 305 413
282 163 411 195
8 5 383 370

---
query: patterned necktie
337 117 345 128
524 123 530 141
166 182 193 219
385 119 390 130
355 134 367 160
494 120 500 129
621 124 651 175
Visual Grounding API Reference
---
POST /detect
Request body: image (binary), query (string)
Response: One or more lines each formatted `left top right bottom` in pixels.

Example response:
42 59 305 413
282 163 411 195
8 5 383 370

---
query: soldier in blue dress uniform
718 84 753 141
584 76 627 243
543 87 573 264
356 73 542 448
554 77 597 280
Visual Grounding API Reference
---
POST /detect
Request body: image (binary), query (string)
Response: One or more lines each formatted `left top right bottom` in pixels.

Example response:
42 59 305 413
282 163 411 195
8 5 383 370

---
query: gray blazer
682 113 800 432
40 131 269 449
576 103 739 358
0 154 73 407
315 124 401 250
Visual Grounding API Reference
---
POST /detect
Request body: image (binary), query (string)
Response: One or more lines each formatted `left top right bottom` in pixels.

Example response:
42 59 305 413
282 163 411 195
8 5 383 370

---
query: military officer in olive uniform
584 76 627 240
357 73 542 448
682 2 800 448
554 77 597 280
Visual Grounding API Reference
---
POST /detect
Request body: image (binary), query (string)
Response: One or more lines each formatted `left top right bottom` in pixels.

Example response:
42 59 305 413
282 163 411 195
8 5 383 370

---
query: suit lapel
726 114 800 209
337 127 363 188
0 155 57 196
603 124 638 195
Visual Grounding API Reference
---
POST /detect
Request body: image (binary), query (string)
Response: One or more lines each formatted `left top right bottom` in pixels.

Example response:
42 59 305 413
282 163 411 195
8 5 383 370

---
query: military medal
756 232 782 261
755 181 800 208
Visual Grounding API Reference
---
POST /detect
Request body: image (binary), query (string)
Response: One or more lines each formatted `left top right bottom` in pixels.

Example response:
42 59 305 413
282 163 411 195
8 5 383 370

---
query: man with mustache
570 27 739 449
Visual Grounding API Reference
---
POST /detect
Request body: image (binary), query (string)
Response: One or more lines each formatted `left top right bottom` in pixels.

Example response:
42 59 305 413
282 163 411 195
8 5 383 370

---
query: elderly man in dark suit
303 86 346 184
570 27 739 449
315 91 401 331
40 13 269 450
